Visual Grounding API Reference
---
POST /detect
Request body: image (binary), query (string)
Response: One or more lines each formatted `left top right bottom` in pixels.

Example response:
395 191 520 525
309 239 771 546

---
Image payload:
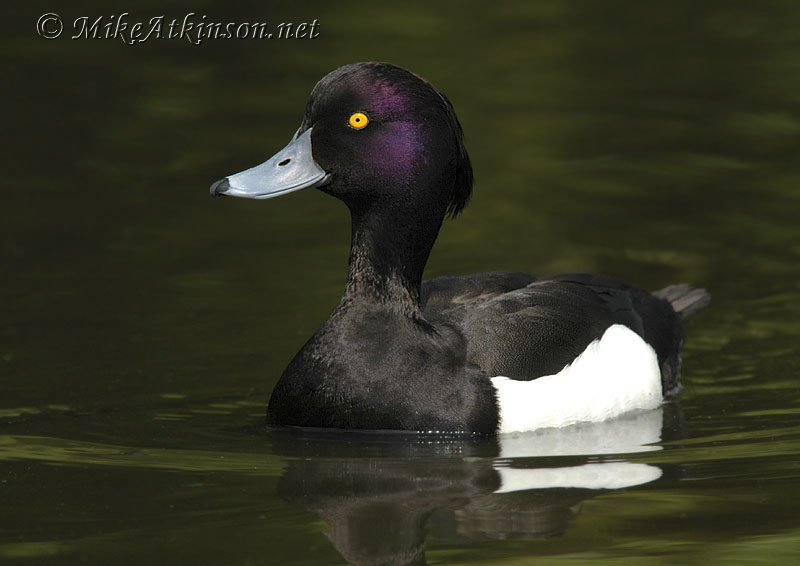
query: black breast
267 302 499 433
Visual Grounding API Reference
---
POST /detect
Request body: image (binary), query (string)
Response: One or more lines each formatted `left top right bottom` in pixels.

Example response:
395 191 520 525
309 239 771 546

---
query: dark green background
3 1 799 564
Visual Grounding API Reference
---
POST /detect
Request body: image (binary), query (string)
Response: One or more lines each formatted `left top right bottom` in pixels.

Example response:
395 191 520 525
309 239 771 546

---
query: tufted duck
210 62 709 434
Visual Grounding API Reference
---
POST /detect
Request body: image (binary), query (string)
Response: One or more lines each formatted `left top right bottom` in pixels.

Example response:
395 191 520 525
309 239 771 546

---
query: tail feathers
653 284 710 321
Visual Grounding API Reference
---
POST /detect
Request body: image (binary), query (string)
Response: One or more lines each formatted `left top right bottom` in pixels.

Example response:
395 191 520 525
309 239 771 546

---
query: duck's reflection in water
271 404 684 566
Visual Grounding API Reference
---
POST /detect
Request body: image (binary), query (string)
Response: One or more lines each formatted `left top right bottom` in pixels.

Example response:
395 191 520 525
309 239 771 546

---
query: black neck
341 198 444 316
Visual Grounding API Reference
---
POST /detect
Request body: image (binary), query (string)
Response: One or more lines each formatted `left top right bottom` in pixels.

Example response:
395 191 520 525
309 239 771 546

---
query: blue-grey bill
210 128 329 199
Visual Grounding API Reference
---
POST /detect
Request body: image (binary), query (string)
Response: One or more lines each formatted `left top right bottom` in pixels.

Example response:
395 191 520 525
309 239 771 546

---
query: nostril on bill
278 158 291 166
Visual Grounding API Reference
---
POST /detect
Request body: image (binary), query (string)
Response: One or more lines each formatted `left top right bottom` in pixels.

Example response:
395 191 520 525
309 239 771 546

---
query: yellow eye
348 112 369 130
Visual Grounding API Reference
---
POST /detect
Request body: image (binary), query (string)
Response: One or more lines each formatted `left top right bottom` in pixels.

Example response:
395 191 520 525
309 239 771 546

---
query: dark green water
3 1 800 564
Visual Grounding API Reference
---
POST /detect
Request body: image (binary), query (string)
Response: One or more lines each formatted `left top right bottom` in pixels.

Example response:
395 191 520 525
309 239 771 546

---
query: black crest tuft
429 85 473 218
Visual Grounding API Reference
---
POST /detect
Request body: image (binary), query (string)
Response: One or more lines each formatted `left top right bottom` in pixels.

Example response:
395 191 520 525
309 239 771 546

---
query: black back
423 272 686 392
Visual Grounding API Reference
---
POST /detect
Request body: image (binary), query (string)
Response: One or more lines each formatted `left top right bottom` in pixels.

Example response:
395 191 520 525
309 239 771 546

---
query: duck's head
210 62 473 220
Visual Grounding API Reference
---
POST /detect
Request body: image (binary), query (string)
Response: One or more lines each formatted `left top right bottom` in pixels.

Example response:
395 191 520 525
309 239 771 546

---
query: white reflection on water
494 408 663 492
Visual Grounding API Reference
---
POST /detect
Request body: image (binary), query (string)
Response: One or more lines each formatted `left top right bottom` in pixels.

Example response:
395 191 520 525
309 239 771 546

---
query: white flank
491 324 662 433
